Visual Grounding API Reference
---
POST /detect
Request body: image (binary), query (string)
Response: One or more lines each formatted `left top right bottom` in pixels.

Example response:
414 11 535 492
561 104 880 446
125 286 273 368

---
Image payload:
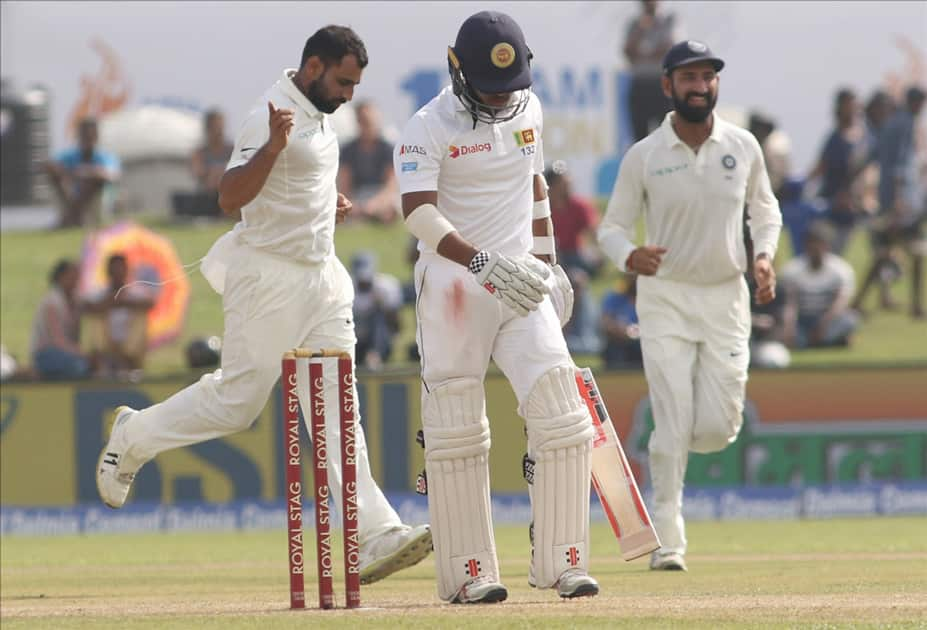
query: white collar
279 69 325 122
661 111 725 148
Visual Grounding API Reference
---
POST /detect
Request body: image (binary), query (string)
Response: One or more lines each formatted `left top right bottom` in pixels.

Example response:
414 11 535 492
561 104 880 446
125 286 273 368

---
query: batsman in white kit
395 11 599 603
95 26 431 585
598 40 782 571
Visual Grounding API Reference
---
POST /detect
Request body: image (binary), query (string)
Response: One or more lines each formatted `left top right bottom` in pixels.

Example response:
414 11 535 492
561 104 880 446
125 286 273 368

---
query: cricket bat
576 367 661 561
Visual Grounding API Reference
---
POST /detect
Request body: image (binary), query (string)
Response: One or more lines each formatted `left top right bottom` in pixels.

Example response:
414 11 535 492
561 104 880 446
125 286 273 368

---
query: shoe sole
452 586 508 604
560 583 600 599
95 406 130 510
359 528 433 585
650 563 687 571
471 586 508 604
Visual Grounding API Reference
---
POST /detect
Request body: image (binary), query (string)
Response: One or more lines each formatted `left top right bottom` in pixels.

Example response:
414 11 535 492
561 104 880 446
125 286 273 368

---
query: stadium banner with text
2 367 925 523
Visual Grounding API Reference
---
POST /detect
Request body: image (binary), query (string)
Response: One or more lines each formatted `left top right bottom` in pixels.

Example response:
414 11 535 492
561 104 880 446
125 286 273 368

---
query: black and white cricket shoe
358 524 433 585
95 406 137 509
556 569 600 598
650 550 688 571
451 575 508 604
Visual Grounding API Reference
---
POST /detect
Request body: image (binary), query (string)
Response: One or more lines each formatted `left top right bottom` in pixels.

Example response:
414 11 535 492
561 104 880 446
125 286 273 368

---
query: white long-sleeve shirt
598 112 782 285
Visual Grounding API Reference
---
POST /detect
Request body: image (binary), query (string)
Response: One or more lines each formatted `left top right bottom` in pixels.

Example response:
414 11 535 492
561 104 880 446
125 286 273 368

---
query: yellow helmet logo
490 43 516 69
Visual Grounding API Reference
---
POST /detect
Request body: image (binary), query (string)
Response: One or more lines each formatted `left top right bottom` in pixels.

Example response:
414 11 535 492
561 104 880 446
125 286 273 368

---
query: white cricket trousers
121 240 402 543
637 275 751 555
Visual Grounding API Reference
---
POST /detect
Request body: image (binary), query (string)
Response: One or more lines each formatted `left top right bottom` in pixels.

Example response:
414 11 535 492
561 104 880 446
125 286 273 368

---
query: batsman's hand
336 193 353 224
547 264 574 327
753 254 776 305
627 245 667 276
469 250 550 317
267 102 294 155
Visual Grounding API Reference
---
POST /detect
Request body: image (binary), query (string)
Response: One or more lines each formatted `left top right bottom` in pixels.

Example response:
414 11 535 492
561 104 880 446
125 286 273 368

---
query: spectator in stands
778 177 827 257
562 266 601 356
807 88 870 254
868 85 926 319
852 90 902 314
83 253 155 377
546 162 602 278
187 108 234 217
45 117 120 229
748 111 791 199
30 259 93 380
623 0 680 141
337 101 398 223
781 222 860 349
351 251 402 370
600 274 642 368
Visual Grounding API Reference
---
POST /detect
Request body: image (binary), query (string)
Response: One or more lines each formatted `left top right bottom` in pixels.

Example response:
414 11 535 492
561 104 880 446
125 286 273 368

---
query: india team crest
490 42 516 68
722 154 737 169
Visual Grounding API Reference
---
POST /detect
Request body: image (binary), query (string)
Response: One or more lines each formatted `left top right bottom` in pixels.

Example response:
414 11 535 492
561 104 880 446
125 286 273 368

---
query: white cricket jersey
225 69 339 264
598 112 782 284
394 86 545 257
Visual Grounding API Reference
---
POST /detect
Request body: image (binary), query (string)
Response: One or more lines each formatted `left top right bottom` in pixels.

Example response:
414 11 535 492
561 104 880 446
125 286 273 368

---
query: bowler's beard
306 76 344 114
671 87 717 123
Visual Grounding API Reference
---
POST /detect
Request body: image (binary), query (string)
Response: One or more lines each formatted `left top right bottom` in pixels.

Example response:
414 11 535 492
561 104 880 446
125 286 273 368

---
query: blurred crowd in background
1 0 924 382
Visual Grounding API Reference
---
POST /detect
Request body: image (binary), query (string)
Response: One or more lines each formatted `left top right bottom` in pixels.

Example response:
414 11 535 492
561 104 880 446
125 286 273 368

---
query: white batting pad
423 378 497 600
523 366 595 588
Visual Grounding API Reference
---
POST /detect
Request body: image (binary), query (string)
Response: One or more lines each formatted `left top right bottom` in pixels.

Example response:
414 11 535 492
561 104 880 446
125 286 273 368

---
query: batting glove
469 250 550 316
547 264 574 327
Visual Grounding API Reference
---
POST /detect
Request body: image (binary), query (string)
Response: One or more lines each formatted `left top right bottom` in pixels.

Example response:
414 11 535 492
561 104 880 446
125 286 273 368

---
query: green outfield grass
1 219 925 377
2 518 926 628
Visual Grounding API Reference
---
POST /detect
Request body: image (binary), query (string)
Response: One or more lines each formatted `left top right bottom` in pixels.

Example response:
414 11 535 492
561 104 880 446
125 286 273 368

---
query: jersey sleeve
745 134 783 261
227 108 270 170
394 113 443 194
532 95 545 175
597 144 646 272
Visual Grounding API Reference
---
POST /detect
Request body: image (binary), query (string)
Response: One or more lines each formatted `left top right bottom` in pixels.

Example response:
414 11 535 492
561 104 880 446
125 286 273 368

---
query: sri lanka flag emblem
514 128 535 147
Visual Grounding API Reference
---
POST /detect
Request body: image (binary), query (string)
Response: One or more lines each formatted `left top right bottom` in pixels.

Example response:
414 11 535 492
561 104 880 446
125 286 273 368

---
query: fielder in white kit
598 40 782 571
395 11 598 604
95 26 432 584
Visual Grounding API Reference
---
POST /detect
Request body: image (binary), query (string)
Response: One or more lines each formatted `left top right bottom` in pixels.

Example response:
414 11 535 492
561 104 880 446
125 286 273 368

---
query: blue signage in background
398 66 635 200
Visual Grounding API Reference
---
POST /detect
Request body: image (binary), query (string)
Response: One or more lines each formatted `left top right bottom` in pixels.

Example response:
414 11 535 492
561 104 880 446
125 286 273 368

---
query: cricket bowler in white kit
95 26 432 585
395 11 599 603
598 40 782 571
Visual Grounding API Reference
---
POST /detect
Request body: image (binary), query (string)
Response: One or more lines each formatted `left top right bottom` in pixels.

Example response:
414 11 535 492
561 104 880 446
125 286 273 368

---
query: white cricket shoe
450 575 508 604
359 524 433 585
95 406 137 509
650 550 688 571
556 569 600 599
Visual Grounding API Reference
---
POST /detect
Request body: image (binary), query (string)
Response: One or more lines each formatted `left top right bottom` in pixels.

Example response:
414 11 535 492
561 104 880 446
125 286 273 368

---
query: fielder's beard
671 89 717 123
306 75 345 114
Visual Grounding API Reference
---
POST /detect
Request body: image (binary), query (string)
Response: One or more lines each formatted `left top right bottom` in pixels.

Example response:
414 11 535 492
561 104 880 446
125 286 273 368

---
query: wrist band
405 203 455 251
532 197 551 220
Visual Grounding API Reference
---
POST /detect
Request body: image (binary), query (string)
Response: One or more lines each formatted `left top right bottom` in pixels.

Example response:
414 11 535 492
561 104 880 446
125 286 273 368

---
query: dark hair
805 220 835 247
866 90 891 112
906 85 926 107
834 88 855 114
49 259 75 285
203 108 223 129
300 25 368 70
107 253 128 269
